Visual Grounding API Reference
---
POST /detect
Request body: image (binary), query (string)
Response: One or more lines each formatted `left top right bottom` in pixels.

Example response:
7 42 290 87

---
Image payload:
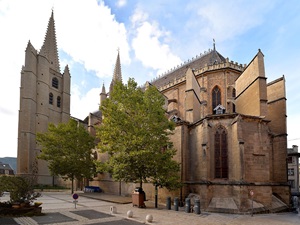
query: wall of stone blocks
267 100 287 135
236 51 265 95
267 77 285 102
272 135 288 182
272 185 290 205
240 119 272 182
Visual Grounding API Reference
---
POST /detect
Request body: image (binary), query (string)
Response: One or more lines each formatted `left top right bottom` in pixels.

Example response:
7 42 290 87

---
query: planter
12 204 20 209
0 206 42 216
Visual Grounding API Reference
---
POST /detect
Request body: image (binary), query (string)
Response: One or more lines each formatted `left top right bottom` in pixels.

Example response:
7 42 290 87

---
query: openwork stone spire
109 49 122 94
40 10 60 72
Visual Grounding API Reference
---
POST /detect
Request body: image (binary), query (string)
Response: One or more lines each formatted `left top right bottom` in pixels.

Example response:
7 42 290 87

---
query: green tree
37 119 96 193
0 176 40 204
96 78 181 191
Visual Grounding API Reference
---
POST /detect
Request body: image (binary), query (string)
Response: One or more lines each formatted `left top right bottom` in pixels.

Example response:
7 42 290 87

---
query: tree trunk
71 175 74 194
155 185 158 208
139 180 142 189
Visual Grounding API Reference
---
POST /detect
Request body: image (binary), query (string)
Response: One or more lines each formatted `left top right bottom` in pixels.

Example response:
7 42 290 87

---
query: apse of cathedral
17 11 290 213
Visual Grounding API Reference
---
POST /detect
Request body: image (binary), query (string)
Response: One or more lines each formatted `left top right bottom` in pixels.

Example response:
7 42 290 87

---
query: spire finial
40 11 60 72
213 38 216 51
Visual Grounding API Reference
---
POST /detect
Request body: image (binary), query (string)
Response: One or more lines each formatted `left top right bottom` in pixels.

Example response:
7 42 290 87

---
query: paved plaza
0 191 299 225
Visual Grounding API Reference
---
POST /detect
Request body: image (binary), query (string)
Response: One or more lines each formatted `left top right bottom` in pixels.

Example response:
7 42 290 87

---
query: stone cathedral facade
17 11 71 184
91 45 290 213
17 11 290 213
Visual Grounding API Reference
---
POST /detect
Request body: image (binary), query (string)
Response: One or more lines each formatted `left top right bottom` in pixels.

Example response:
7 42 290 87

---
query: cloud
71 86 101 120
116 0 127 8
190 1 274 42
53 0 130 78
130 8 181 76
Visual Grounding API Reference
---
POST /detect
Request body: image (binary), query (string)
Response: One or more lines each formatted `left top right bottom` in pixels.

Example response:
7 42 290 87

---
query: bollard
166 197 171 210
174 197 179 211
127 210 133 218
185 198 190 213
110 206 117 214
146 214 153 223
194 199 201 214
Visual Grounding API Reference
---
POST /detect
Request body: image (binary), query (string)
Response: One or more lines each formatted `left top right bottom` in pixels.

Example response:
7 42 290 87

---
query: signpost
73 193 79 209
250 190 254 217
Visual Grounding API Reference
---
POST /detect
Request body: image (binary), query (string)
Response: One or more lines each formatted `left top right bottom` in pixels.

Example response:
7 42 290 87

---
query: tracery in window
212 86 221 114
215 126 228 179
52 77 58 88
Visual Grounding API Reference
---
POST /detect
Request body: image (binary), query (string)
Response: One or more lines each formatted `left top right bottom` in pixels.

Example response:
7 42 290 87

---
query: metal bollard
194 199 201 214
166 197 171 210
185 198 190 213
174 197 179 211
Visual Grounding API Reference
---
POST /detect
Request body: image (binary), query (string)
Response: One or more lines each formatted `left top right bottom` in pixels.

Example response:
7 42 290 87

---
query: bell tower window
57 96 61 108
49 93 53 105
52 77 59 89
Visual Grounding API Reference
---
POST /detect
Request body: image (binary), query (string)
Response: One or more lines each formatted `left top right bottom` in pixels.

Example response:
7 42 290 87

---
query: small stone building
288 145 300 194
0 162 14 176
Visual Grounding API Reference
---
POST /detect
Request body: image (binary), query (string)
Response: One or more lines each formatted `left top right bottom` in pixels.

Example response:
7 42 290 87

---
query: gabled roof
0 162 14 171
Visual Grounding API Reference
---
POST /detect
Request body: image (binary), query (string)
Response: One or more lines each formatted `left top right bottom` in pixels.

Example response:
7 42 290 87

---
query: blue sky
0 0 299 157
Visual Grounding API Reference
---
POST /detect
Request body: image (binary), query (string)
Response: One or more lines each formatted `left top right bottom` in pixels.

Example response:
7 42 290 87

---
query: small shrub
0 176 41 204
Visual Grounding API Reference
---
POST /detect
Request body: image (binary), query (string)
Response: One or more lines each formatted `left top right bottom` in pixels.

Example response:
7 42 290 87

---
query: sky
0 0 300 157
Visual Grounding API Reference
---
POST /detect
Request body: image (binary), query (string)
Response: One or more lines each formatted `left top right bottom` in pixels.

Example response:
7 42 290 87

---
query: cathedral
17 11 290 213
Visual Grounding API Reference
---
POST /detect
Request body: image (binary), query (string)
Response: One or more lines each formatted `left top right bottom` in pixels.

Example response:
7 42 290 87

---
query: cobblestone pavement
0 191 299 225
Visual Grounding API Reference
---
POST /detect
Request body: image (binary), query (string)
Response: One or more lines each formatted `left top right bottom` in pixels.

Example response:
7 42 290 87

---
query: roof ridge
147 48 227 86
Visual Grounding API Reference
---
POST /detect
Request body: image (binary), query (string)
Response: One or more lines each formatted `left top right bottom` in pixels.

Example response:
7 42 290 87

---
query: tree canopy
96 78 181 190
37 119 96 192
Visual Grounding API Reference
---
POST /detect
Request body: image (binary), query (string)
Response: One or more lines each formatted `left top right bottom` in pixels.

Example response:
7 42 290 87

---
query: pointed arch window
215 126 228 179
52 77 59 89
57 96 61 108
49 93 53 105
212 86 221 114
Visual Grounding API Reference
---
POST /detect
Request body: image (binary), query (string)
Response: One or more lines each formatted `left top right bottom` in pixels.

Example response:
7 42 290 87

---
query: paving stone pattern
1 192 300 225
70 209 114 220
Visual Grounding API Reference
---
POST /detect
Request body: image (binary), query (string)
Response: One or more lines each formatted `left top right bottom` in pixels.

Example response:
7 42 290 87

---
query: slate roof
0 162 14 175
150 49 226 88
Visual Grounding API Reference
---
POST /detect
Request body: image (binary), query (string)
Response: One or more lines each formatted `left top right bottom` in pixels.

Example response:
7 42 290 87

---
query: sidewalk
54 191 300 225
1 191 299 225
79 192 132 204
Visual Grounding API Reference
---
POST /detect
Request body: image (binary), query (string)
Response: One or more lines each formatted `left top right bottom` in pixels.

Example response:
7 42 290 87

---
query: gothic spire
101 82 106 94
113 49 122 83
40 10 60 72
109 49 122 94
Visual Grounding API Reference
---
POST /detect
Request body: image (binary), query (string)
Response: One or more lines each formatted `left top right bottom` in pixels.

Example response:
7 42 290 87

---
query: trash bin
132 187 146 208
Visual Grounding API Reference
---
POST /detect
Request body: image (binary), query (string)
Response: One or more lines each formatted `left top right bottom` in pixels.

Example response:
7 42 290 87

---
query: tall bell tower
17 11 71 184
